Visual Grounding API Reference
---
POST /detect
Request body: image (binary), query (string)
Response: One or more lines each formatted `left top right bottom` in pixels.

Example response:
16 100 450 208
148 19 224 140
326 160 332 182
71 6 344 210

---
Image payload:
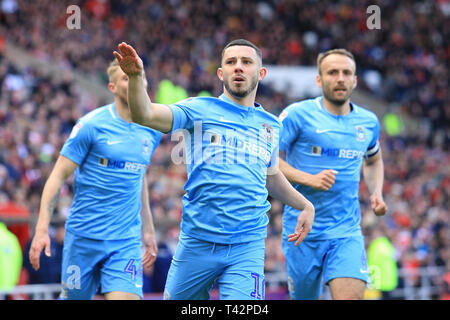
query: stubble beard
223 75 259 99
322 84 353 107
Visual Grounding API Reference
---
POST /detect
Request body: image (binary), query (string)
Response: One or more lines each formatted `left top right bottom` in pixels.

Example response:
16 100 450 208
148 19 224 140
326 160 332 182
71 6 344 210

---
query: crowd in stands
0 0 448 299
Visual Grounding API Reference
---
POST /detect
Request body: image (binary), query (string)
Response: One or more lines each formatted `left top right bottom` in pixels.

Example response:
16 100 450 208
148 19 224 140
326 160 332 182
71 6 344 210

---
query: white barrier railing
389 266 445 300
0 284 61 300
265 266 446 300
0 266 445 300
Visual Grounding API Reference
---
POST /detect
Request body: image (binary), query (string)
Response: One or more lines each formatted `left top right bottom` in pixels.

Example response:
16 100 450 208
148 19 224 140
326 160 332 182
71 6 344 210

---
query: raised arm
29 155 78 270
113 42 174 133
266 166 315 246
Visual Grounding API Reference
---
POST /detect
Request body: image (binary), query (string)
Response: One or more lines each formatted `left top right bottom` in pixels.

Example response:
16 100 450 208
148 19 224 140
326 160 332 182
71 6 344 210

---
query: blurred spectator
0 218 22 290
442 265 450 300
367 227 399 299
0 190 31 250
1 1 446 151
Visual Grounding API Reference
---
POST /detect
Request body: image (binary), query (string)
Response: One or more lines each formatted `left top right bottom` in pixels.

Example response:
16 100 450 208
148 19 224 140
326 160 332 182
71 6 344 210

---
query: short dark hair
221 39 262 65
317 48 356 74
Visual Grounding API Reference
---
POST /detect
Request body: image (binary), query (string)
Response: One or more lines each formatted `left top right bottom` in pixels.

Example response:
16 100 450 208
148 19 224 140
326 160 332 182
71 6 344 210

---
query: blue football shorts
60 229 144 300
282 234 371 300
163 232 266 300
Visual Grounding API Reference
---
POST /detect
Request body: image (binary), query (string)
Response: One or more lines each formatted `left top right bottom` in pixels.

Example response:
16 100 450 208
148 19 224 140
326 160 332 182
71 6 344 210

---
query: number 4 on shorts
124 259 137 280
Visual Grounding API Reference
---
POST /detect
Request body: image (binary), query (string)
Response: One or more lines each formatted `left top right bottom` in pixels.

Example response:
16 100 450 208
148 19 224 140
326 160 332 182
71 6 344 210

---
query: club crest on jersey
261 123 273 144
355 126 366 142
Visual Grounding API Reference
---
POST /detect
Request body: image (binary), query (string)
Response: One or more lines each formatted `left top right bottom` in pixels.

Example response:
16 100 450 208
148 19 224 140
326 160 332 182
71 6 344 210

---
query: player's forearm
140 206 155 235
278 158 314 187
140 175 155 235
267 169 313 211
128 74 154 126
36 156 77 233
363 155 384 196
36 174 65 233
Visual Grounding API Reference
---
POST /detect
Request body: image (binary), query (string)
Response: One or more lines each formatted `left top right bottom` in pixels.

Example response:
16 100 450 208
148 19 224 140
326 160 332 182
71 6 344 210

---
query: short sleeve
168 104 190 132
365 117 380 159
169 98 199 133
279 104 302 153
268 123 280 168
60 120 94 165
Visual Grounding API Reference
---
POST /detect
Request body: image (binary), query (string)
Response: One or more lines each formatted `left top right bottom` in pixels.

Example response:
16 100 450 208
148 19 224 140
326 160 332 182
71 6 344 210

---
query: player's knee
329 278 366 300
333 291 364 300
104 291 140 300
331 286 365 300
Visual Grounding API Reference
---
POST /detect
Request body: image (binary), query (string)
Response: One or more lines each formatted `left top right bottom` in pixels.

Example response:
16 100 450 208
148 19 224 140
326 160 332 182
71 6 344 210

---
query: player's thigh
218 239 265 300
164 236 221 300
282 237 327 300
101 238 144 299
60 230 103 300
323 236 370 300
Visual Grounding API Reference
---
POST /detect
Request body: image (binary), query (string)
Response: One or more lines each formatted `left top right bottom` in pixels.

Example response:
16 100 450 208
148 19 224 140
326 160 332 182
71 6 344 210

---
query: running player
113 39 315 300
279 49 387 300
28 59 162 300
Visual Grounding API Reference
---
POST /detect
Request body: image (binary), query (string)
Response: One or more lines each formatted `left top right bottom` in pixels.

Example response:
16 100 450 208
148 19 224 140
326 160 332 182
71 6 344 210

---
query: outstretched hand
113 42 144 76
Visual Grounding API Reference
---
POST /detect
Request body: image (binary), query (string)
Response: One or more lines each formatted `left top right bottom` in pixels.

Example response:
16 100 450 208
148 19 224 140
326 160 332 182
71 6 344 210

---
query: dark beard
223 77 258 98
325 95 347 106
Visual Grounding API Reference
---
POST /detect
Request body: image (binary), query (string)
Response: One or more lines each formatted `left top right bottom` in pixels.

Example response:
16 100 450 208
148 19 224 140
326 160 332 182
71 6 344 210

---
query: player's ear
108 82 116 93
353 75 358 89
316 74 322 88
217 67 223 81
258 67 267 81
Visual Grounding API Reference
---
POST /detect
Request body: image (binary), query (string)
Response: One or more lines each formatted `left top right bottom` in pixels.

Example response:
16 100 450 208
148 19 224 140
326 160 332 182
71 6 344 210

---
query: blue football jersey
169 94 280 243
279 96 380 240
60 104 162 240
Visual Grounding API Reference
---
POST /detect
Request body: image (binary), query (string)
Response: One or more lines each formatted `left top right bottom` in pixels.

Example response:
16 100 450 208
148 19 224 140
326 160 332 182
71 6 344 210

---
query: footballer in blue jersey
29 61 162 300
114 39 315 300
279 49 387 300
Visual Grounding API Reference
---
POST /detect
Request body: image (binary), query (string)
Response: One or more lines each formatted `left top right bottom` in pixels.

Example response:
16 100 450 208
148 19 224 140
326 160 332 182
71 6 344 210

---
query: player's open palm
29 231 51 271
288 203 315 246
113 42 144 76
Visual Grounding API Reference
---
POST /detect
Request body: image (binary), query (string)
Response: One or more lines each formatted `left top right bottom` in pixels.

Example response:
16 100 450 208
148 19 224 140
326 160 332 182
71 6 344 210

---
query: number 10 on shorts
250 273 265 300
